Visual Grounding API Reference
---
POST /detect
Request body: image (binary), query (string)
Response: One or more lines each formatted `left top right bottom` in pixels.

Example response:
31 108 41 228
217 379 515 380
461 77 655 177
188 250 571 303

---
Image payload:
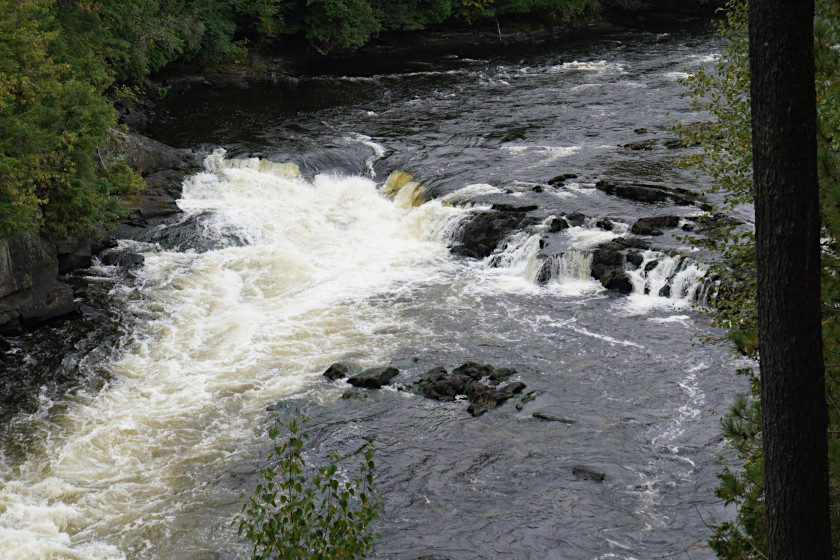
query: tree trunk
749 1 831 558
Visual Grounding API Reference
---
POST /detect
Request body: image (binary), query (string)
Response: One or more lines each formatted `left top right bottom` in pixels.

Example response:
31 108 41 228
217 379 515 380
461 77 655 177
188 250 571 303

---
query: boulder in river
595 179 708 208
449 210 534 259
347 366 399 389
631 215 680 236
323 363 350 381
415 362 525 415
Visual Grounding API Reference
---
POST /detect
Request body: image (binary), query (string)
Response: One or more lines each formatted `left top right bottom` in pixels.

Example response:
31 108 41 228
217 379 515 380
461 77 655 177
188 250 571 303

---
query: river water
0 21 749 560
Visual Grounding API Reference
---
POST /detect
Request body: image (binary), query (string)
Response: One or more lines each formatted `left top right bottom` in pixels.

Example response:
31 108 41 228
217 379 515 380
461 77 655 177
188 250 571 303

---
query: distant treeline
0 0 622 240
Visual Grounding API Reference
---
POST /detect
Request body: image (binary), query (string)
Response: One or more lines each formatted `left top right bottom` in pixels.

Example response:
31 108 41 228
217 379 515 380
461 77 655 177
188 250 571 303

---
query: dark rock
547 173 578 186
602 272 633 294
1 233 76 333
532 185 544 193
681 222 695 232
595 218 614 231
658 285 672 298
564 213 586 227
572 466 605 482
644 260 659 272
622 139 657 151
449 210 530 259
57 237 95 274
415 366 474 401
488 367 517 386
101 251 145 269
593 246 623 268
323 363 350 381
663 138 686 149
533 413 576 424
0 335 10 353
547 216 570 233
631 215 680 236
626 251 644 268
347 366 399 389
491 203 538 213
633 127 648 134
99 128 193 177
595 179 704 207
452 362 495 380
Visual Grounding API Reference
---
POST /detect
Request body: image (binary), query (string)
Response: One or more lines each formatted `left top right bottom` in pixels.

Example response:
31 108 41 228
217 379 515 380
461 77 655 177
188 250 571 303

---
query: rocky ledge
0 129 197 334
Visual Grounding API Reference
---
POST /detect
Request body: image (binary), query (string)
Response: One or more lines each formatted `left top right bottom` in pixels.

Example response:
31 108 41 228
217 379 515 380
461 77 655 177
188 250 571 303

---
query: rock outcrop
0 233 75 333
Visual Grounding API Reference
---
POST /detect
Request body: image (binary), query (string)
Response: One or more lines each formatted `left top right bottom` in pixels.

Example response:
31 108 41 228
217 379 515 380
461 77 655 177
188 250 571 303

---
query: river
0 20 748 560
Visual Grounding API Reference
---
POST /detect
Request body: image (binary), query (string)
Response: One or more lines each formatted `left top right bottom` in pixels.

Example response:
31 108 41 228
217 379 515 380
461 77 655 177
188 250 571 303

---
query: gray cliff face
0 233 75 333
0 129 196 333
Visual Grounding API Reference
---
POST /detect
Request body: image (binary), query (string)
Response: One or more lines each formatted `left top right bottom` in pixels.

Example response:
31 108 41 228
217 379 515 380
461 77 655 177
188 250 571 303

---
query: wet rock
415 363 524 415
347 366 399 389
323 363 350 381
488 367 517 386
466 381 526 417
621 139 657 151
56 236 108 274
595 218 614 231
593 246 623 268
626 251 644 268
595 179 705 207
532 185 544 193
491 203 538 213
631 215 680 236
101 251 145 269
415 366 472 401
572 466 605 482
663 138 687 149
633 127 648 134
644 260 659 272
564 213 586 227
658 285 672 298
547 173 578 186
547 216 570 233
452 361 495 380
0 335 10 353
532 412 576 424
449 210 531 259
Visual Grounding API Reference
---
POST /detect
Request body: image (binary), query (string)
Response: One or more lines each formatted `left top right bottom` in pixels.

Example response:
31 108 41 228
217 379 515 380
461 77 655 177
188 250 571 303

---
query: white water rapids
0 150 471 559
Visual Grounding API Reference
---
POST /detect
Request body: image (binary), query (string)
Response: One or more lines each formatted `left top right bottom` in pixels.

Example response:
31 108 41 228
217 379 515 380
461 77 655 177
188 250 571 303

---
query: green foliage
0 0 143 240
676 1 840 557
673 0 755 338
236 416 380 560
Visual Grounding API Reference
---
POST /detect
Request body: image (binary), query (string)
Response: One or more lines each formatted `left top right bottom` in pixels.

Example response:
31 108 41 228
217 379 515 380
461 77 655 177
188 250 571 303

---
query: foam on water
0 150 471 559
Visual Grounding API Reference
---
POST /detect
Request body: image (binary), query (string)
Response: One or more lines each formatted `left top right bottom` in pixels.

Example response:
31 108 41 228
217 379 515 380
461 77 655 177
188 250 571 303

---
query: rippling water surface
0 21 749 560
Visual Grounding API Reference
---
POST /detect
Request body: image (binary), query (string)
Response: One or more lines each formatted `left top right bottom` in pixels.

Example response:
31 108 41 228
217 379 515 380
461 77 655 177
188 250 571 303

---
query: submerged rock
347 366 399 389
532 412 576 424
572 466 606 482
547 173 578 186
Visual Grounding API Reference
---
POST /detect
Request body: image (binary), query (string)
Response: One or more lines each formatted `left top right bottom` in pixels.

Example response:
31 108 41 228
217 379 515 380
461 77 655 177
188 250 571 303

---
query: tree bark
749 1 831 558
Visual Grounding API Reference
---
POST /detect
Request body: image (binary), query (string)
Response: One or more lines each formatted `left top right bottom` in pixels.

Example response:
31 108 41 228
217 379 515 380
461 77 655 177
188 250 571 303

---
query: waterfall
627 251 707 303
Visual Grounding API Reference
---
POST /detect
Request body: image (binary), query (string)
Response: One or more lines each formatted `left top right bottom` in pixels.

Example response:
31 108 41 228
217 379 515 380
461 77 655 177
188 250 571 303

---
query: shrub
236 416 380 560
